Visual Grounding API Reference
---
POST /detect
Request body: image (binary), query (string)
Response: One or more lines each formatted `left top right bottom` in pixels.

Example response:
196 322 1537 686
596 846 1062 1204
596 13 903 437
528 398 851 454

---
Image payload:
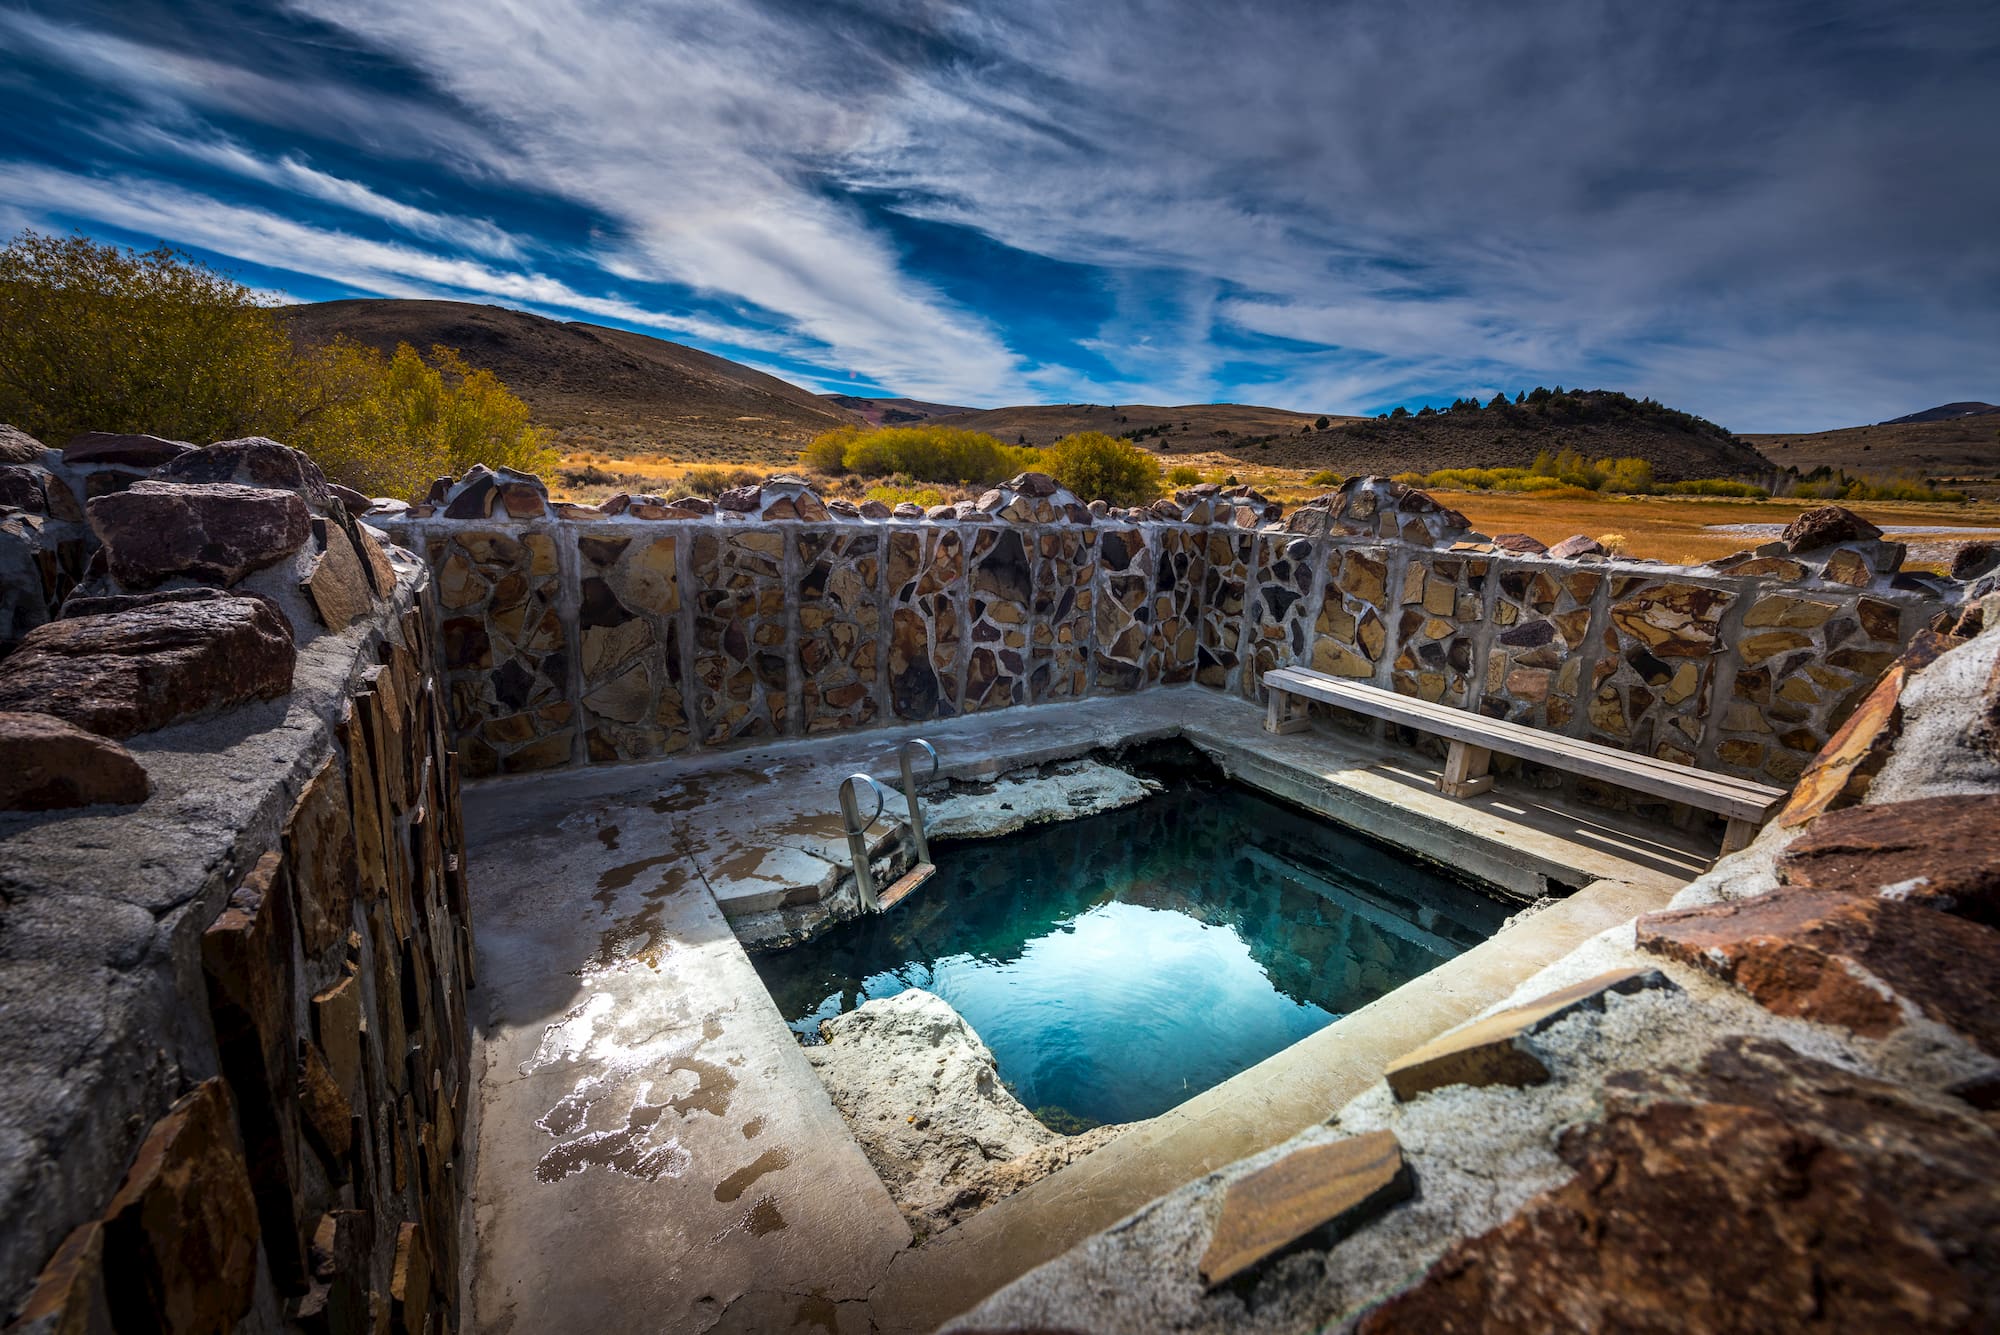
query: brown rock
1637 887 2000 1051
0 462 50 513
1362 1042 2000 1335
0 709 149 810
0 423 48 463
1546 534 1605 560
201 851 308 1291
302 522 375 631
285 754 360 955
327 482 370 516
299 1042 355 1170
1384 969 1670 1101
390 1222 430 1335
158 436 333 510
1199 1131 1412 1288
1489 533 1547 554
1778 794 2000 926
0 593 295 736
100 1080 261 1335
8 1220 115 1335
61 431 193 467
1782 503 1882 551
1949 541 1999 581
88 480 311 588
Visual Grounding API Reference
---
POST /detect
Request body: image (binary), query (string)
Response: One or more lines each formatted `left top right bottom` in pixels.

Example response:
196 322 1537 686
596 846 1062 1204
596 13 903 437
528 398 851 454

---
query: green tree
295 341 555 499
1044 431 1161 506
0 230 302 445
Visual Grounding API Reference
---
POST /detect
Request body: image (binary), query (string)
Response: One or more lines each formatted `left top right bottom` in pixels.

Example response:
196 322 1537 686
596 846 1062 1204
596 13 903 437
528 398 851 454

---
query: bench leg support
1438 741 1494 799
1720 817 1759 856
1265 688 1312 735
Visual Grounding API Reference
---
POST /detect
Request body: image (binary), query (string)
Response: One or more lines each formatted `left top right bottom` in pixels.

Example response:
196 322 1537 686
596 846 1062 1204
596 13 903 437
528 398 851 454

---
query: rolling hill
819 394 971 426
1745 403 2000 482
284 299 857 461
924 402 1360 453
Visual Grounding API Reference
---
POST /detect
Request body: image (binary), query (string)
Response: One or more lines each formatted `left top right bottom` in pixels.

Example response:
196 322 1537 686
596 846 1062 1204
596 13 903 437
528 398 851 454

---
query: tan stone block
286 756 359 958
1744 595 1838 629
1777 676 1820 705
1718 738 1765 768
1722 700 1772 733
522 531 558 575
1739 630 1812 666
1401 562 1427 606
1555 657 1582 697
1357 610 1386 660
1313 642 1374 677
1385 969 1671 1100
1590 687 1628 737
303 523 374 632
1822 547 1871 586
1424 578 1456 617
1661 661 1698 705
1198 1131 1412 1288
1494 600 1519 626
1340 552 1387 605
1318 601 1357 641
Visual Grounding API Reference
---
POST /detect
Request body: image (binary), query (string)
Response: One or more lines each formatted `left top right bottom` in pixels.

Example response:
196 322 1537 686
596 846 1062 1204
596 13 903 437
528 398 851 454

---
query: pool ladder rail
838 738 940 912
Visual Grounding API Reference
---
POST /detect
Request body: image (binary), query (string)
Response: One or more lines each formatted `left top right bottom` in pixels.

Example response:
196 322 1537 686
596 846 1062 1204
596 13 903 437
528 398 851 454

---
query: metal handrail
896 739 938 864
837 773 890 911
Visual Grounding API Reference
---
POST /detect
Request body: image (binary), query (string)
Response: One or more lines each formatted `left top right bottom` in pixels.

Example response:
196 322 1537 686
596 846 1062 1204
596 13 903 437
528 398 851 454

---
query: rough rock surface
806 990 1122 1237
1361 1039 2000 1334
157 437 333 511
87 480 311 588
1636 887 2000 1051
921 760 1156 841
0 710 149 810
1782 503 1882 551
1776 793 2000 925
0 592 295 736
61 432 193 468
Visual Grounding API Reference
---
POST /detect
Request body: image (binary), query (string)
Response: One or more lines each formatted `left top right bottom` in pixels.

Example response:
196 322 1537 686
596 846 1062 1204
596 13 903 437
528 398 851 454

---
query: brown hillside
820 394 971 426
1746 417 2000 482
284 299 858 461
927 402 1359 454
1266 392 1774 482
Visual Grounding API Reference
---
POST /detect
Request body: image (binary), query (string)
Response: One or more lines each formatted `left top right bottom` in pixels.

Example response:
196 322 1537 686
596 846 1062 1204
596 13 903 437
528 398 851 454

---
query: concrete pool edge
863 875 1675 1333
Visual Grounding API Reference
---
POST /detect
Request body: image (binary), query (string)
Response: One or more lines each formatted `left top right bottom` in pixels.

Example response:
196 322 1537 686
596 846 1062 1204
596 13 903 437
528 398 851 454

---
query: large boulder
805 990 1122 1236
61 432 195 468
0 590 295 736
157 438 333 512
87 481 311 588
0 710 150 809
0 424 46 464
1782 504 1882 551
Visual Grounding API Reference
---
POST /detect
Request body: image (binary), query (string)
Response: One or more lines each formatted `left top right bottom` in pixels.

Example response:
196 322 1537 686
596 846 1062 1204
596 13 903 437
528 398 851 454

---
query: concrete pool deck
458 689 1714 1332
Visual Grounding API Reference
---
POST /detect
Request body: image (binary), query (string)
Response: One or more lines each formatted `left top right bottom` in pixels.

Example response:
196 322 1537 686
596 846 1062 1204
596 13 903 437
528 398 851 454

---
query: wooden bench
1262 666 1786 854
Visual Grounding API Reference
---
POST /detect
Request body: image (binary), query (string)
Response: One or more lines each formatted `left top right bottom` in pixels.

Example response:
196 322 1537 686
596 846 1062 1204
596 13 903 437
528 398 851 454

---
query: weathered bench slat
1263 667 1784 829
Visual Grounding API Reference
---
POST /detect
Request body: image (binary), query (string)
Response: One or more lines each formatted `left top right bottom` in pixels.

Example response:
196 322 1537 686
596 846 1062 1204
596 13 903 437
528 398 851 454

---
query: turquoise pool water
753 772 1506 1126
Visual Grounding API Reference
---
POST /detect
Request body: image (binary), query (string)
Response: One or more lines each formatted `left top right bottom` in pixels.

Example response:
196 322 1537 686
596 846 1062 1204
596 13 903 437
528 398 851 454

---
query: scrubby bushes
678 465 765 496
802 424 1038 485
1044 431 1161 507
1395 448 1768 500
1787 467 1965 503
1165 464 1205 487
1306 469 1341 488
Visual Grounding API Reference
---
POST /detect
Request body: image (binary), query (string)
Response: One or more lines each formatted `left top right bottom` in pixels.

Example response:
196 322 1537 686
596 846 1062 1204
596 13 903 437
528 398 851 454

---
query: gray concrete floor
458 688 1713 1333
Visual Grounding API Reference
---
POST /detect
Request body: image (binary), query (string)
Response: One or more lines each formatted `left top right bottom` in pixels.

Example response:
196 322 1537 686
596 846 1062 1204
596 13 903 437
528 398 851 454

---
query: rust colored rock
715 483 761 512
201 850 309 1291
158 436 333 510
1199 1131 1412 1288
1637 888 2000 1051
1778 794 2000 926
1950 541 1999 580
100 1079 260 1335
327 481 370 516
1362 1042 2000 1335
1782 503 1882 551
299 1042 355 1170
1546 534 1605 560
88 480 311 588
8 1220 114 1334
0 709 149 810
1776 663 1903 825
0 592 295 737
1489 532 1548 555
285 753 360 955
61 430 194 467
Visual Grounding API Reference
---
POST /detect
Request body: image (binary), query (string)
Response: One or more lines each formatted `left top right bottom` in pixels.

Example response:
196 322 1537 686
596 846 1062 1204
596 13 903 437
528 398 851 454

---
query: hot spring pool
753 773 1509 1126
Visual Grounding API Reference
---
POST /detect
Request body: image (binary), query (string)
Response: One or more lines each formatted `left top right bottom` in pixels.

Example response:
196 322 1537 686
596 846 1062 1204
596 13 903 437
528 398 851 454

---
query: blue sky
2 0 1996 431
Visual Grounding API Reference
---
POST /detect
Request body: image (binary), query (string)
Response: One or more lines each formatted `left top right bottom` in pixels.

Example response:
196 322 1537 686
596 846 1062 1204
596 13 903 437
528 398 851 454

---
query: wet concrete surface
458 689 1711 1332
461 783 908 1334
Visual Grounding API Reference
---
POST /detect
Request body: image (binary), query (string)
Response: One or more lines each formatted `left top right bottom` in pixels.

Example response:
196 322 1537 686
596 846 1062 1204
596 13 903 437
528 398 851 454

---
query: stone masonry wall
378 468 1958 789
0 432 471 1334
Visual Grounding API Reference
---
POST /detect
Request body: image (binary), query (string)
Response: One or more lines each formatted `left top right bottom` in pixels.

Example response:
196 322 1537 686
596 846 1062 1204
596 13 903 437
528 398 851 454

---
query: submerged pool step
878 862 937 910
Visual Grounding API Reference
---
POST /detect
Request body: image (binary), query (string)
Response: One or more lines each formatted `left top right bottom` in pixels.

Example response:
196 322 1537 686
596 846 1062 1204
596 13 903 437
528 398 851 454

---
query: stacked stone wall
377 471 1960 787
0 432 470 1333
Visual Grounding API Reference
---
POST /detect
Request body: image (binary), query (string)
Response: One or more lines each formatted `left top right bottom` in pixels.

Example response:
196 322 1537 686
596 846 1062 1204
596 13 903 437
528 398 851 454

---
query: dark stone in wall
88 480 311 589
0 591 295 737
0 709 150 810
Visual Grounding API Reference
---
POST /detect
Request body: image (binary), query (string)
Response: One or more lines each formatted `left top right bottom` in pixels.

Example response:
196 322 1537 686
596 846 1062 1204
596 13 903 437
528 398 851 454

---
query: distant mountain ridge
1883 402 2000 425
819 394 972 426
